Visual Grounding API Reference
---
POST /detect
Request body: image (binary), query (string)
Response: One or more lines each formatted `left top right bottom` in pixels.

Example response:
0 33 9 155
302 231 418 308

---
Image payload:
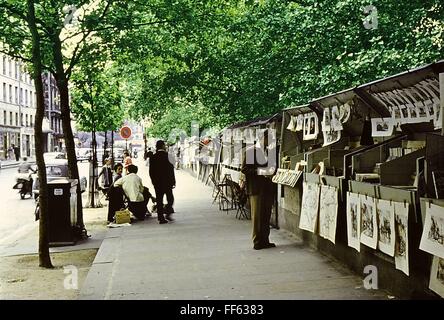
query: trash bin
47 178 78 247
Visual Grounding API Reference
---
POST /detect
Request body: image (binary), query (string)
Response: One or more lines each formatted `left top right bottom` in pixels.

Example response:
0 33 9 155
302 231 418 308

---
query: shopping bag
115 208 131 224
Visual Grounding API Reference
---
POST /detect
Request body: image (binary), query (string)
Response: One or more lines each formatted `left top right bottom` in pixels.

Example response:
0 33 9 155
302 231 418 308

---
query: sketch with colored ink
319 185 338 244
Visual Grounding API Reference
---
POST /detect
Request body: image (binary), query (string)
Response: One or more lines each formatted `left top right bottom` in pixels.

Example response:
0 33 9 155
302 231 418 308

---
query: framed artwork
346 192 361 252
299 182 320 233
303 112 319 141
394 201 409 276
420 203 444 259
376 199 395 257
319 185 338 244
429 256 444 298
360 194 378 249
371 118 394 137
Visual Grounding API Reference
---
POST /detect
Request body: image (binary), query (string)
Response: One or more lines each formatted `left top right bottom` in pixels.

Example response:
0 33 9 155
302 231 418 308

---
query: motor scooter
12 173 34 199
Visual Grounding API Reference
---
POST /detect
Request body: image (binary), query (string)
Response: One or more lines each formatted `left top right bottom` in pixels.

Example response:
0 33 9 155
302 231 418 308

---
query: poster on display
376 199 396 257
419 203 444 259
296 114 304 131
286 115 297 132
322 129 341 147
339 102 351 123
394 201 409 276
434 100 442 130
359 195 378 249
303 113 319 141
319 185 338 244
346 192 361 252
429 256 444 298
371 118 394 137
299 182 320 233
331 105 343 131
322 108 331 131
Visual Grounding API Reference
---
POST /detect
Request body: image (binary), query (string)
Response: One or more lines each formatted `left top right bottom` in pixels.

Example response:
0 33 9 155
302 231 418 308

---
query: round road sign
120 126 132 139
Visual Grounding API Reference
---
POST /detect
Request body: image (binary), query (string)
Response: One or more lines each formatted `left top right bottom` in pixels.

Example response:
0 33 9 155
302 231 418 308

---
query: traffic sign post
120 126 132 151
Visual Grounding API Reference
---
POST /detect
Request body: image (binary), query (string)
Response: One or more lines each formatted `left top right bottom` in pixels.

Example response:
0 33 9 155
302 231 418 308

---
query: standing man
12 144 20 161
149 140 176 224
241 129 277 250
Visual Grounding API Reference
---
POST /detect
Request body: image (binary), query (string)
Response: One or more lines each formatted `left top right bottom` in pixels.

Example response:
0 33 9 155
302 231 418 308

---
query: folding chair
231 182 250 220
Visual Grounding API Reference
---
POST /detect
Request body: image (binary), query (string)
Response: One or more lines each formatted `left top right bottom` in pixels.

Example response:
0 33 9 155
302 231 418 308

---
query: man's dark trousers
154 186 174 221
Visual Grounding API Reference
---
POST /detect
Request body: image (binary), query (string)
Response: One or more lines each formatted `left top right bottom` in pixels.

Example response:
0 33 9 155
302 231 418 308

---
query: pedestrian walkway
0 157 35 169
80 159 391 300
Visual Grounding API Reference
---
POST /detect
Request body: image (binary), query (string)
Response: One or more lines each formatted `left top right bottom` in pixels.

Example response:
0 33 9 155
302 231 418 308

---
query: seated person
113 164 148 221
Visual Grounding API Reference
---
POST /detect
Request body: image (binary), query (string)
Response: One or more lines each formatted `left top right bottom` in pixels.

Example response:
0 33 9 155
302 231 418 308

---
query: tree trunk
52 37 86 236
27 0 53 268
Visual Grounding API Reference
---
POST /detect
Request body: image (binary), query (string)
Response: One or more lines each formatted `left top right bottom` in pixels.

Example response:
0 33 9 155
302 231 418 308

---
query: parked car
43 152 66 161
32 159 87 197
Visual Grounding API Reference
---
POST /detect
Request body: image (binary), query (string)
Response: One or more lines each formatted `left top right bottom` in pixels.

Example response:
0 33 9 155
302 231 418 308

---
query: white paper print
303 113 319 141
371 118 394 137
360 195 378 249
299 182 320 233
434 100 442 130
376 199 396 257
331 105 343 131
394 201 409 276
286 115 297 132
346 192 361 252
322 129 341 147
322 108 331 131
429 256 444 298
296 114 304 131
339 102 351 123
420 203 444 259
319 185 338 244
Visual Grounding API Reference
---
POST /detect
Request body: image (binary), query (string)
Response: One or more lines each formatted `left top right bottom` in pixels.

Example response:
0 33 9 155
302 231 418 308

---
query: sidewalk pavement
0 157 36 169
79 158 391 300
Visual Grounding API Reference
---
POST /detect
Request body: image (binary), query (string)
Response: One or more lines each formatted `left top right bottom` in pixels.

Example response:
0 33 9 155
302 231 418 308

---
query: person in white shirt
114 164 148 221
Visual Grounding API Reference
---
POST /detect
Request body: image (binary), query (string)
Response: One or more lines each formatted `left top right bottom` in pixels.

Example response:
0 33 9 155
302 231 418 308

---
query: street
0 161 90 246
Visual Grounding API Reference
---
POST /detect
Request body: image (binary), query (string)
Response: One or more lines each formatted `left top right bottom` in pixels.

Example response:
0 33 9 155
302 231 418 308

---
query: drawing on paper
322 108 331 131
420 203 444 259
299 182 320 233
376 199 395 257
429 256 444 298
346 192 361 252
339 102 351 123
322 129 341 147
296 114 304 131
319 185 338 244
360 195 378 249
394 201 409 276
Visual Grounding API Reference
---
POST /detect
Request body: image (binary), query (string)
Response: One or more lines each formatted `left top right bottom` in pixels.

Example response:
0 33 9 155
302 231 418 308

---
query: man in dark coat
149 140 176 224
241 129 277 250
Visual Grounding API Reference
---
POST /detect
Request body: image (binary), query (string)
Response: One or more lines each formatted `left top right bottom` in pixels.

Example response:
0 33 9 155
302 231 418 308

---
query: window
8 59 12 77
16 112 18 126
2 56 5 74
25 89 28 106
30 115 33 127
3 111 6 125
26 114 28 127
15 86 18 104
20 88 23 105
30 92 33 107
9 84 12 102
20 113 23 126
9 111 12 125
1 83 4 101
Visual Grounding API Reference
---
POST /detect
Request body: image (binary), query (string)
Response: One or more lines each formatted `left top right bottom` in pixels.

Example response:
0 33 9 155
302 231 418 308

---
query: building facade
42 71 63 152
0 54 36 160
0 55 63 160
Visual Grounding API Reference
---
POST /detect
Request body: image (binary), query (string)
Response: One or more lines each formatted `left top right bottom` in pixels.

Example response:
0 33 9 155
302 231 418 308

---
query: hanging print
394 201 409 276
376 199 395 257
299 182 320 233
319 185 338 244
346 192 361 252
420 203 444 259
360 195 378 249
